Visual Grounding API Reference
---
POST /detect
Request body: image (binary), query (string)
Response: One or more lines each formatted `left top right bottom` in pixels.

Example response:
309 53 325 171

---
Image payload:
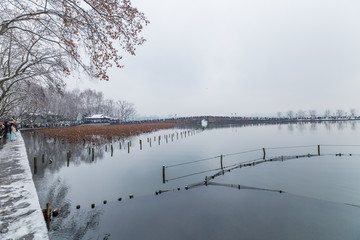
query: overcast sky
67 0 360 118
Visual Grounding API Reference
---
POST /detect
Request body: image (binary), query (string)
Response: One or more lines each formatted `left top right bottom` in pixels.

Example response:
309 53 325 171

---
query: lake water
22 121 360 239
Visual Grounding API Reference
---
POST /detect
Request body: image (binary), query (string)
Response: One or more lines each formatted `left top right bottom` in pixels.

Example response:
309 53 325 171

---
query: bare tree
287 110 294 119
0 0 148 118
297 110 305 119
350 108 357 118
324 109 331 119
308 110 317 119
336 109 344 118
116 100 136 121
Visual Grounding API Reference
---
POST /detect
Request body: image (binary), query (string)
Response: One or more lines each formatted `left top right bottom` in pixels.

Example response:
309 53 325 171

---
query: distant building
84 114 119 124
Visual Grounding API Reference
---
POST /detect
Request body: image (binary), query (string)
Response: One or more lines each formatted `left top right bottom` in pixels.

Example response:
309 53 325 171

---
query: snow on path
0 132 49 239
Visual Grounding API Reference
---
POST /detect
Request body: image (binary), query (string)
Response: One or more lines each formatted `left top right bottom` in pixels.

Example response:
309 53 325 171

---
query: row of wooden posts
33 129 201 174
162 145 322 184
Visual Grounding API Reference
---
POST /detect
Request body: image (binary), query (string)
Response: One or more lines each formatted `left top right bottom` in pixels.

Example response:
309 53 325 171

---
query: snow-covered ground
0 132 49 239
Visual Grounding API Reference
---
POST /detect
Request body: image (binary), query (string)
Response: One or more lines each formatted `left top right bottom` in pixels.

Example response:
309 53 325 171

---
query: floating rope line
321 144 360 147
166 145 317 169
222 149 262 157
166 155 221 168
165 167 224 182
207 182 284 193
266 145 317 150
165 154 318 183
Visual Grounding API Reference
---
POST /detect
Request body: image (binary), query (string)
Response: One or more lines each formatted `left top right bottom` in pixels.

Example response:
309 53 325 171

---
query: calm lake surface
23 121 360 239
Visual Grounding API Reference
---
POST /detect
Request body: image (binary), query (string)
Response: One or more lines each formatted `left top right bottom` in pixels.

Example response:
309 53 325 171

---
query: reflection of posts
34 157 37 174
162 165 166 184
263 148 266 160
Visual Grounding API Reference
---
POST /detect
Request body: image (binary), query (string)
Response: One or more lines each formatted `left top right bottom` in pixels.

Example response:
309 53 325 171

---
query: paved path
0 132 49 240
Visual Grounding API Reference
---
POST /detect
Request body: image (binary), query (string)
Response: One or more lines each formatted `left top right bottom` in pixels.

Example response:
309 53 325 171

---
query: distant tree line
8 86 136 122
278 109 358 119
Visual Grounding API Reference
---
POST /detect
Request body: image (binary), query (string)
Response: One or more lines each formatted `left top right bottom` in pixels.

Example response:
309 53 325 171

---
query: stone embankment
0 133 49 239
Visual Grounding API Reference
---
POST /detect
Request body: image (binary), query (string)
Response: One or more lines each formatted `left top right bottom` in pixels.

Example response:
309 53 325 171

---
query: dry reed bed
37 122 176 144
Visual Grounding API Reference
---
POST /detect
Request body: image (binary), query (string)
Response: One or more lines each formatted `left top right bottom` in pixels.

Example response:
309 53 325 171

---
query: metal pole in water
318 145 320 156
162 165 166 184
220 155 223 169
263 148 266 160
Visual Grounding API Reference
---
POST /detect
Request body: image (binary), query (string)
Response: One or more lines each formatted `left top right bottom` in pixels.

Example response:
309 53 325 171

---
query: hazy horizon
67 0 360 118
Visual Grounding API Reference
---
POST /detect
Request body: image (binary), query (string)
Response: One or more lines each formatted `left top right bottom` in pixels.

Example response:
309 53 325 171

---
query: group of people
0 121 17 141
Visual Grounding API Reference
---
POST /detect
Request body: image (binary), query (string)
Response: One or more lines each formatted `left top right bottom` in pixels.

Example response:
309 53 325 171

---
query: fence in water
162 144 360 184
41 144 360 217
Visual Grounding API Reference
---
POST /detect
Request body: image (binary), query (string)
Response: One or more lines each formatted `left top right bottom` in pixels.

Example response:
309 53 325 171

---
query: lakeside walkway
0 133 49 239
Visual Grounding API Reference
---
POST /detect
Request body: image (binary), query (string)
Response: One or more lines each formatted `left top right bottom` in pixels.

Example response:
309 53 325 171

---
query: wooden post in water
128 142 130 153
111 145 113 156
67 152 70 167
105 145 107 152
162 165 166 184
120 142 122 149
46 202 51 220
92 148 94 161
140 140 142 150
89 147 91 155
263 148 266 160
220 155 223 169
42 154 45 164
158 136 161 145
318 145 320 156
45 202 51 230
150 138 152 147
34 157 37 175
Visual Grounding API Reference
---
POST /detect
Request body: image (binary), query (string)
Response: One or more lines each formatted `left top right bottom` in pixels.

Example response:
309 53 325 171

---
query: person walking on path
3 121 9 139
9 123 17 141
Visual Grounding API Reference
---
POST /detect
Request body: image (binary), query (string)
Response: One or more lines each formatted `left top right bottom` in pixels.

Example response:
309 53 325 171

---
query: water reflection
22 121 360 239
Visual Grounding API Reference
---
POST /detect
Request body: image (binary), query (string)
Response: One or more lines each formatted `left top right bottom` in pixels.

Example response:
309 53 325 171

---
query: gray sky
67 0 360 117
